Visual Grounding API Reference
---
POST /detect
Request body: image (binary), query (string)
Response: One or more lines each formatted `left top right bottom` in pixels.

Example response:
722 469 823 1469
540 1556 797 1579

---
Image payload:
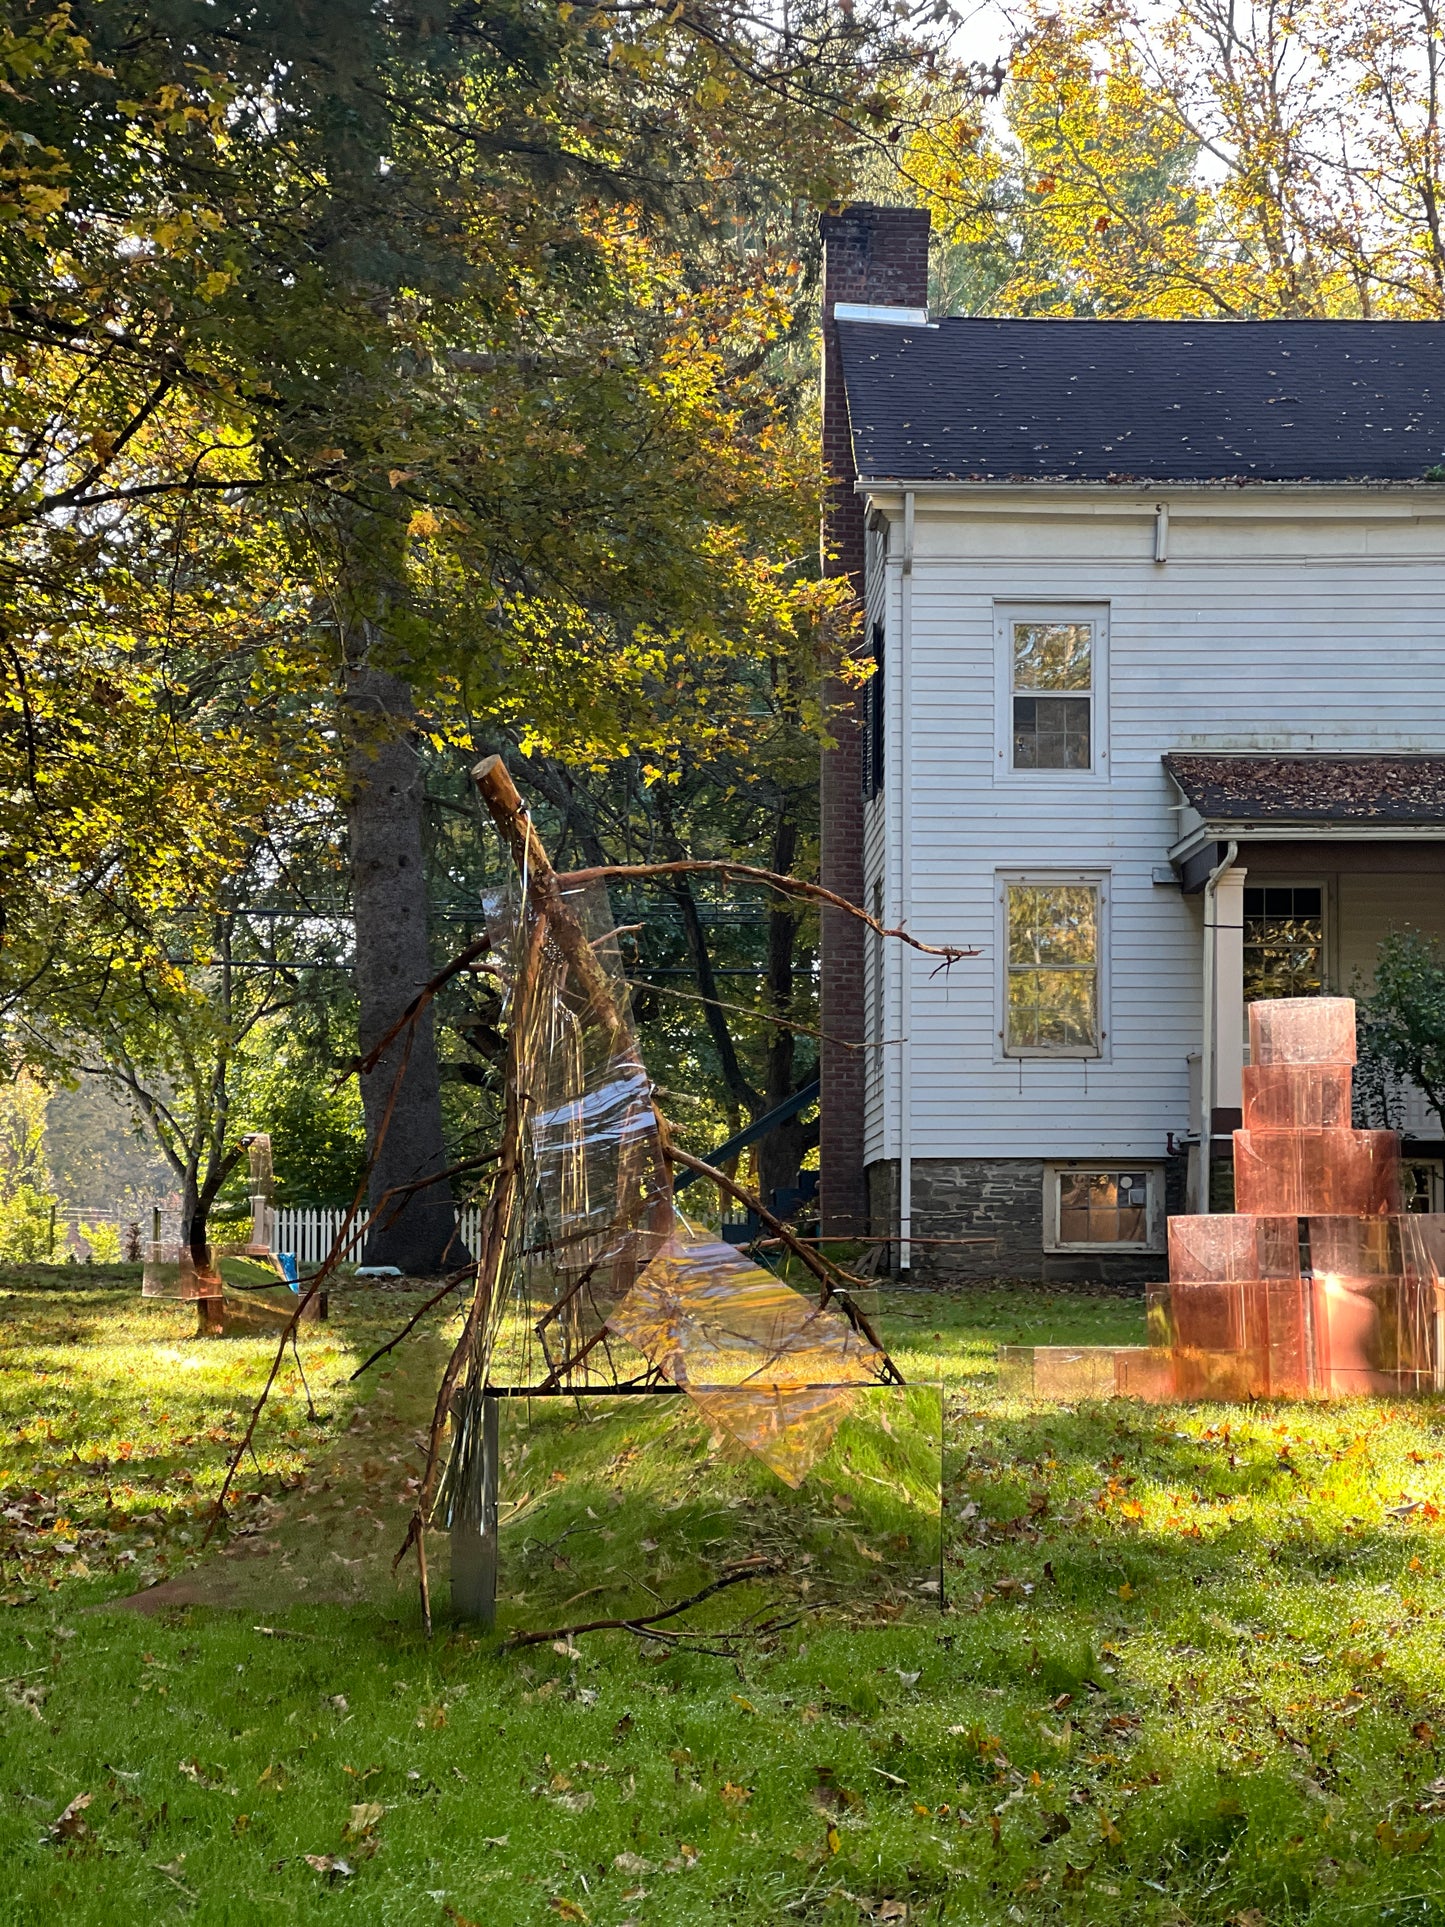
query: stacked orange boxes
1155 997 1445 1397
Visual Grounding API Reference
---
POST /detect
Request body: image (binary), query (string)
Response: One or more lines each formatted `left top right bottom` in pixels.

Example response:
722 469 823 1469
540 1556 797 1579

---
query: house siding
861 491 1445 1270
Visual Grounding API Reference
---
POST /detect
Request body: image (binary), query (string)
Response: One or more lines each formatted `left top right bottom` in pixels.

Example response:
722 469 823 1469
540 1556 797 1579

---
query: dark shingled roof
1164 754 1445 826
837 318 1445 483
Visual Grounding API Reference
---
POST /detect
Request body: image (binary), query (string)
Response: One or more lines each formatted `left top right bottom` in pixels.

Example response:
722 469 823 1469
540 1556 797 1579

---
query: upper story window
1012 620 1093 769
995 604 1108 781
1243 885 1324 1001
1004 878 1102 1056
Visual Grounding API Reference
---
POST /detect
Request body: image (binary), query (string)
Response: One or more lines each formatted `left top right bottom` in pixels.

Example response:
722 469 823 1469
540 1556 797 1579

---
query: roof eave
856 477 1445 497
1168 820 1445 865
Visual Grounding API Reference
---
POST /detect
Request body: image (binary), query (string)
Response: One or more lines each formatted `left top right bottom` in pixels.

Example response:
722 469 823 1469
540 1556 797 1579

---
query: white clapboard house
817 206 1445 1282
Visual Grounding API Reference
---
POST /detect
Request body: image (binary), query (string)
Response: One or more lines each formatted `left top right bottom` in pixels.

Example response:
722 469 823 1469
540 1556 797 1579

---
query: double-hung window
1003 878 1102 1056
1012 620 1092 768
996 605 1107 776
1242 885 1324 1001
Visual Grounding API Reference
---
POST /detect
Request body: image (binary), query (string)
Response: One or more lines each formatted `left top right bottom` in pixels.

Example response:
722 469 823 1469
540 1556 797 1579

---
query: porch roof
1165 753 1445 885
1166 752 1445 827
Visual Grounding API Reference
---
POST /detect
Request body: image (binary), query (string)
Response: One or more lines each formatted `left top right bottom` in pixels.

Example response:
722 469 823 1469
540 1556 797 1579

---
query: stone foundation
865 1157 1186 1286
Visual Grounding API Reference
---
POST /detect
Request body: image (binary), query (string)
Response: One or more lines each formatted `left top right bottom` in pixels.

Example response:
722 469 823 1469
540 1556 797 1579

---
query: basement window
1044 1165 1164 1252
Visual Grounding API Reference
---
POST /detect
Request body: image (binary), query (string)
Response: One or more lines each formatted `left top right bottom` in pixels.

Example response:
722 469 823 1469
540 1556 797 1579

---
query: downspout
1198 838 1238 1214
898 490 915 1274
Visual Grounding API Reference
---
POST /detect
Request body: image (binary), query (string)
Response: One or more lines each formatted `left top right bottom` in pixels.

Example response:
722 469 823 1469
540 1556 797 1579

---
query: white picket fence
274 1205 486 1270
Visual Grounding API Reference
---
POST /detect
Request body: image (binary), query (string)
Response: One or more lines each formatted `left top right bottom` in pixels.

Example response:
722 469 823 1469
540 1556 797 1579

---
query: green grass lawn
5 1274 1445 1924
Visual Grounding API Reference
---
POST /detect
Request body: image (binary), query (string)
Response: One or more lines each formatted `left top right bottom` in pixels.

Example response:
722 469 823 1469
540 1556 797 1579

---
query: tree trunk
757 816 811 1206
346 665 461 1273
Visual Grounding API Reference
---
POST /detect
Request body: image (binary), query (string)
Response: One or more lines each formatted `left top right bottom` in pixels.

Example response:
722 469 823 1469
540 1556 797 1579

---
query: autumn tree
1 0 974 1268
915 0 1445 319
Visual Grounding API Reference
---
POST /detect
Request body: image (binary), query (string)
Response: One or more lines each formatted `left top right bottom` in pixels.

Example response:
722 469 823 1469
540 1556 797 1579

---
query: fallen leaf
304 1854 354 1881
549 1900 588 1921
49 1792 91 1840
613 1853 652 1875
343 1801 383 1840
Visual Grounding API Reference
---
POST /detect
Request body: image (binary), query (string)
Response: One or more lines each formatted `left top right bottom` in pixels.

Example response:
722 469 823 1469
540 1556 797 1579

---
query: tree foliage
916 0 1445 319
1358 930 1445 1138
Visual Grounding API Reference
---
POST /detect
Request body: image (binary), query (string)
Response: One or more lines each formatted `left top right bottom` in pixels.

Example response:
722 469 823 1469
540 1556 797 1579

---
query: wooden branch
356 762 977 1082
396 915 545 1588
558 859 978 967
507 1559 778 1649
348 1266 476 1382
472 753 629 1042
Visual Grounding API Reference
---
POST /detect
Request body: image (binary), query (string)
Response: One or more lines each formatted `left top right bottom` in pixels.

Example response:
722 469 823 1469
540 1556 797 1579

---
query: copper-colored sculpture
1003 996 1445 1402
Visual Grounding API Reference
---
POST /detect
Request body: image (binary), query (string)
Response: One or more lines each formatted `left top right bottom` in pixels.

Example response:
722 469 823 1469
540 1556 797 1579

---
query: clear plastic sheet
450 879 897 1498
606 1237 886 1488
607 1237 885 1389
1232 1129 1401 1217
142 1243 223 1300
687 1387 864 1488
1248 995 1357 1066
1242 1063 1354 1132
473 880 675 1394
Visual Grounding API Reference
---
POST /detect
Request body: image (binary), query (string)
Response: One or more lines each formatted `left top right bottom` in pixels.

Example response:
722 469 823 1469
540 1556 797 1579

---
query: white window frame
993 602 1110 784
997 871 1110 1061
1044 1162 1166 1255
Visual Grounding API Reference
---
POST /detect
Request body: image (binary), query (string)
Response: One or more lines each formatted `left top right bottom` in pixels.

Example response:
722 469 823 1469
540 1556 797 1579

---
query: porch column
1188 862 1247 1212
1211 865 1247 1125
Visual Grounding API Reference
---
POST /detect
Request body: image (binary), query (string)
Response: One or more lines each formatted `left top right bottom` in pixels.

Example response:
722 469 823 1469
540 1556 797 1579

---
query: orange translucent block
1168 1213 1301 1284
1241 1063 1354 1132
996 1344 1176 1402
1232 1129 1401 1217
1113 1347 1177 1402
142 1243 223 1300
1307 1214 1445 1395
1150 1276 1310 1399
1248 996 1357 1067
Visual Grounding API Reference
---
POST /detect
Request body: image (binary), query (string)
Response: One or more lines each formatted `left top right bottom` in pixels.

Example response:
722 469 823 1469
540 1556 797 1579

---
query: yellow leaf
1118 1581 1134 1600
549 1902 588 1923
826 1824 841 1855
342 1801 382 1839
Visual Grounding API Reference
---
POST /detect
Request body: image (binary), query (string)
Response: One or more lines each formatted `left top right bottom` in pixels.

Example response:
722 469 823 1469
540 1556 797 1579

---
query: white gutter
855 478 1445 501
1171 822 1445 864
898 490 915 1275
1198 839 1239 1212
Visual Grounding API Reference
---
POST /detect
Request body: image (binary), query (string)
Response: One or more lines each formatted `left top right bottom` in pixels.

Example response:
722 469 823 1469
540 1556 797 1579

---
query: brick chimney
818 204 930 1237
